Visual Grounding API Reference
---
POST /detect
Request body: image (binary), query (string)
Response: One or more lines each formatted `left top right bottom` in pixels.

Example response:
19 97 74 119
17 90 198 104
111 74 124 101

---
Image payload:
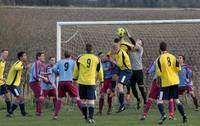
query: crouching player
52 51 82 120
40 57 57 112
178 55 199 110
97 52 115 115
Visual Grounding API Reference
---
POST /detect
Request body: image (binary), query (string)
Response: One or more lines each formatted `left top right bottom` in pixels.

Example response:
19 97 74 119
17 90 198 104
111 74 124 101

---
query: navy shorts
0 84 8 95
78 84 96 100
113 66 132 85
7 85 21 97
158 85 179 100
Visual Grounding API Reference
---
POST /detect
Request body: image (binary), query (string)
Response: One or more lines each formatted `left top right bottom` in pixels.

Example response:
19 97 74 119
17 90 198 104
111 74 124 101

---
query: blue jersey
41 64 56 90
179 64 193 87
29 61 45 84
53 58 75 82
102 60 114 79
146 61 156 80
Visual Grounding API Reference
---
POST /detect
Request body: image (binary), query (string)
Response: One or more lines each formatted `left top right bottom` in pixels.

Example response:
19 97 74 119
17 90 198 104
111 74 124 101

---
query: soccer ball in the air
116 27 126 37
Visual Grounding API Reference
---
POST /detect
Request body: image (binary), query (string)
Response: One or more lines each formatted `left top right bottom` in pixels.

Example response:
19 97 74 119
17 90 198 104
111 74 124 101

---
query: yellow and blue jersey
6 60 24 86
73 53 104 85
156 52 181 87
114 49 132 70
0 59 6 86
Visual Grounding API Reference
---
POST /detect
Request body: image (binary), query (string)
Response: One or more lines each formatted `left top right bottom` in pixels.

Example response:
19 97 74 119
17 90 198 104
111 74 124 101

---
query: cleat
116 106 125 113
96 112 102 116
52 116 58 120
158 115 167 125
21 112 31 117
140 116 146 121
6 113 13 117
107 111 112 115
137 100 141 110
183 116 188 123
35 112 42 116
195 107 199 111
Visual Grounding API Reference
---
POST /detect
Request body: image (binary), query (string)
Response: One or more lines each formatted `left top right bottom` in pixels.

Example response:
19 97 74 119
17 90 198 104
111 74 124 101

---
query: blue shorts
78 84 96 100
0 84 8 95
113 66 132 85
7 85 21 97
158 85 178 100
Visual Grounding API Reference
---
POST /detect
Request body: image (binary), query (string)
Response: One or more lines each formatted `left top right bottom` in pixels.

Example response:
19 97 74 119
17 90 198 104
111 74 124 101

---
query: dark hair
49 56 55 60
86 43 93 52
179 55 185 61
139 39 144 46
64 50 71 58
36 52 44 60
159 42 167 51
17 51 26 60
1 48 8 53
98 52 103 56
114 38 120 43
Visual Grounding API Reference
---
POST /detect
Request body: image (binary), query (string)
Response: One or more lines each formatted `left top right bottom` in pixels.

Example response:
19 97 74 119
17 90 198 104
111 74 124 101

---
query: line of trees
1 0 200 8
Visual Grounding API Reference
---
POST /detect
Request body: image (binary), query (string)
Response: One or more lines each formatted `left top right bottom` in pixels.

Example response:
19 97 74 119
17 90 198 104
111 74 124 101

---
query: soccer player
140 61 175 120
97 52 115 115
129 38 147 109
53 51 82 120
110 43 132 113
0 49 12 116
40 57 57 112
109 28 135 98
73 44 104 123
156 42 187 124
178 55 199 110
29 52 46 116
6 51 29 116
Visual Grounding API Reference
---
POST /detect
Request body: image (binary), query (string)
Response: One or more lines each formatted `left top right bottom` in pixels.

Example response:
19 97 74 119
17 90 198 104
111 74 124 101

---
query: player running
97 52 115 115
29 52 46 116
73 44 104 123
53 51 82 120
178 55 199 110
6 51 29 117
0 49 12 116
156 42 187 124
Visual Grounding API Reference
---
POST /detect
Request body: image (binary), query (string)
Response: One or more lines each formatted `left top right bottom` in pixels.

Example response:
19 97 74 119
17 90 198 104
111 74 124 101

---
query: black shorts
78 84 96 100
7 85 21 97
0 84 8 95
158 85 179 100
130 70 144 85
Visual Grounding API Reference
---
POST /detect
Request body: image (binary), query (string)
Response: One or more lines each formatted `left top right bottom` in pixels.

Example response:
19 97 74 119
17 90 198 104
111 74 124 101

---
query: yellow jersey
73 53 104 85
107 41 134 56
156 52 181 87
6 60 24 86
114 49 132 70
0 59 6 85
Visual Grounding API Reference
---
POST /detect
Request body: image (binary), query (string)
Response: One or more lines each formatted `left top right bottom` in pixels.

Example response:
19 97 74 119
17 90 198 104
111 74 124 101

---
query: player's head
98 52 107 61
178 55 185 64
159 42 167 52
17 51 27 62
86 43 93 53
111 43 120 54
116 27 126 38
64 50 71 58
114 38 121 43
1 48 9 60
49 56 56 65
36 52 45 62
136 39 144 46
